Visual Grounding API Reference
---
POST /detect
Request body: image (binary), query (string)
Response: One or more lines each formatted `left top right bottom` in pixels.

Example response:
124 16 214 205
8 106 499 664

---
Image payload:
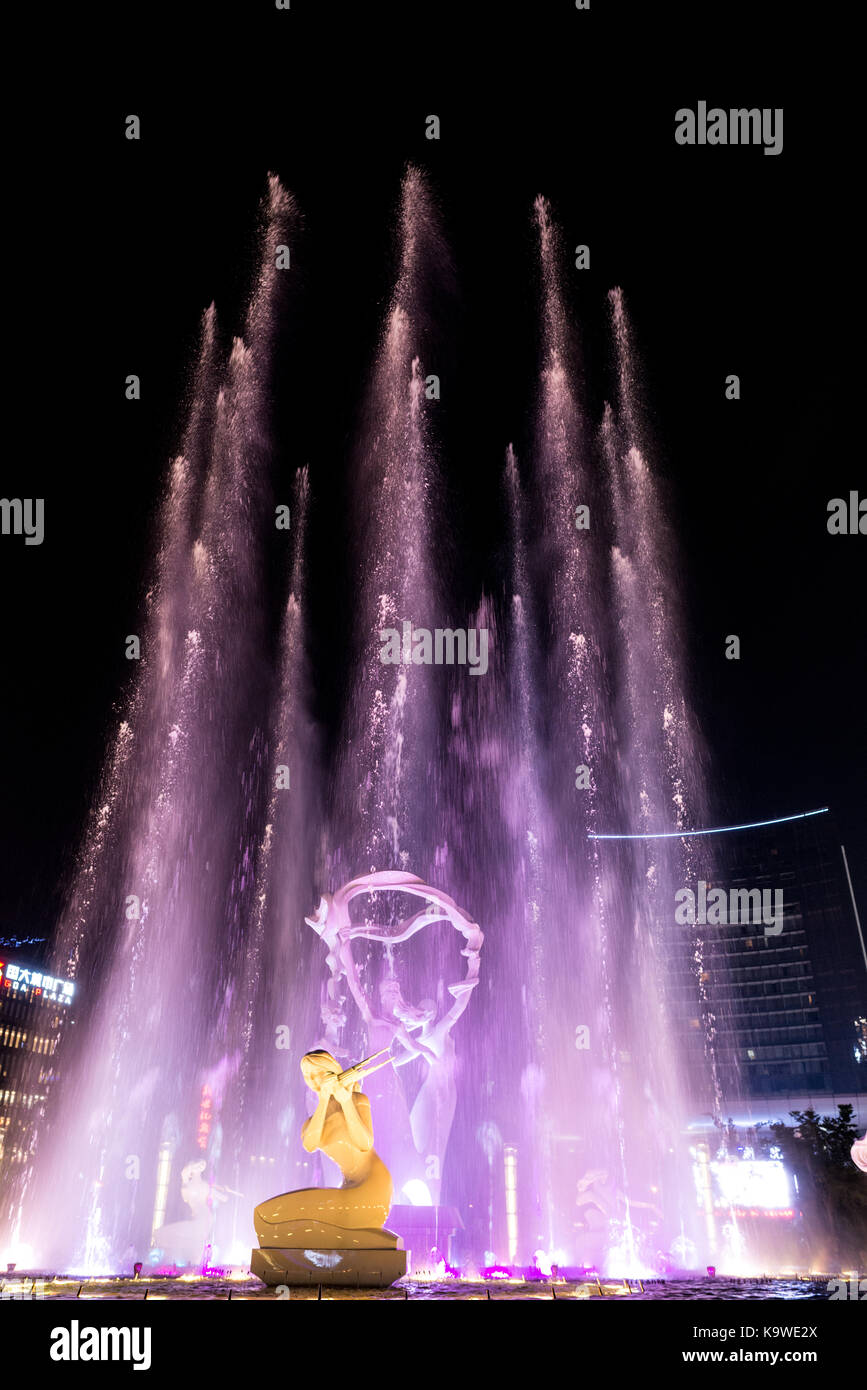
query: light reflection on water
4 1277 832 1302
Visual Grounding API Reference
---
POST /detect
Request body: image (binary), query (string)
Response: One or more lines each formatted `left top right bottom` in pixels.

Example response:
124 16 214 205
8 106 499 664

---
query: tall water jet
504 204 716 1272
0 304 220 1272
432 591 522 1251
330 165 451 875
600 287 719 1260
1 173 734 1281
224 465 323 1249
8 176 298 1271
524 196 625 1264
503 443 557 1256
322 167 460 1205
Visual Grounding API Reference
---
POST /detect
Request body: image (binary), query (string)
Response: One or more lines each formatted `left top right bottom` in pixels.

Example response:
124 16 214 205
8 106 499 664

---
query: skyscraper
668 810 867 1115
0 955 75 1181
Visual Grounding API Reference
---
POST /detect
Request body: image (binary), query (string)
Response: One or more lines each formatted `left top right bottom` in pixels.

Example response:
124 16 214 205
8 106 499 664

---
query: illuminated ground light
150 1141 173 1245
504 1145 518 1265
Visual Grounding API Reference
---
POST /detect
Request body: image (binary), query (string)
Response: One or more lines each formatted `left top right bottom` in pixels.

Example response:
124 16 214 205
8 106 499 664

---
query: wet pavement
0 1275 834 1301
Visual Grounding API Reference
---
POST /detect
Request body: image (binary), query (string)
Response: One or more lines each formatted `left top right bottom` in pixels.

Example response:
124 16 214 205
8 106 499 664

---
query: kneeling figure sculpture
252 1049 406 1287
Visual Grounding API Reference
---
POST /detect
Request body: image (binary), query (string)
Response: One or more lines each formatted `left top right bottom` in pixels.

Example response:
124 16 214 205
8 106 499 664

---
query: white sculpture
306 872 483 1205
150 1160 230 1267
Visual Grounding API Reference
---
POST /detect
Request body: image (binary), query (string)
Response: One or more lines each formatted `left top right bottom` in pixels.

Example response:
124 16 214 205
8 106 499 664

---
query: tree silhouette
757 1105 867 1269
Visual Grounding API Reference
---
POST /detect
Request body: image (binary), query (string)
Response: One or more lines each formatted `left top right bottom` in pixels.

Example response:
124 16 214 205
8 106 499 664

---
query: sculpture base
251 1245 406 1288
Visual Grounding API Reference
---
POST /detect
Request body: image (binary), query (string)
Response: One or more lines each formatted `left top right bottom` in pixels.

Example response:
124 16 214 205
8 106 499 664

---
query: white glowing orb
402 1179 433 1207
0 1240 34 1270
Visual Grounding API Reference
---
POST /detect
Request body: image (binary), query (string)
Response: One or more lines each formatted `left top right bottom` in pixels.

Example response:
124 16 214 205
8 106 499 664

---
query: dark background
2 3 864 961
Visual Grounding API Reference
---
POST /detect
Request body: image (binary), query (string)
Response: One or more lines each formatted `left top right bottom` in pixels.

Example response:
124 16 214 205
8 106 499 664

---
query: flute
336 1046 393 1087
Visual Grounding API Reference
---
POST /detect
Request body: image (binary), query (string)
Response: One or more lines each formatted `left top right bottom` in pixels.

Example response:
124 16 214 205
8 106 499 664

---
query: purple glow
2 171 733 1278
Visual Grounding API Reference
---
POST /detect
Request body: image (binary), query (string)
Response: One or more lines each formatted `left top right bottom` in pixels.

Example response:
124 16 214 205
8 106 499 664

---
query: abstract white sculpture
306 871 483 1204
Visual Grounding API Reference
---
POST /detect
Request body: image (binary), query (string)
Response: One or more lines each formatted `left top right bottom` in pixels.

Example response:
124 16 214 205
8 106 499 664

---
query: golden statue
251 1049 407 1287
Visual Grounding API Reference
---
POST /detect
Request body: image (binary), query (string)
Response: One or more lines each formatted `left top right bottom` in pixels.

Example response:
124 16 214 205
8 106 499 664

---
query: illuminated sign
0 960 75 1005
197 1085 213 1150
708 1159 792 1214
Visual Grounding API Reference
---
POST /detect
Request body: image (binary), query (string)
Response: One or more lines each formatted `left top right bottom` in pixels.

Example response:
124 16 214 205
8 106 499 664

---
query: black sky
2 3 864 952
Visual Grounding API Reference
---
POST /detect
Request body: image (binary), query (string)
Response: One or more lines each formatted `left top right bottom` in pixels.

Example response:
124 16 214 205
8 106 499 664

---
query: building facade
0 954 75 1180
668 809 867 1117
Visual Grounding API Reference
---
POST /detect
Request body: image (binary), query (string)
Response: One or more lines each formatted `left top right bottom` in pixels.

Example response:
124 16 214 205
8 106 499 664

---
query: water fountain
1 167 721 1282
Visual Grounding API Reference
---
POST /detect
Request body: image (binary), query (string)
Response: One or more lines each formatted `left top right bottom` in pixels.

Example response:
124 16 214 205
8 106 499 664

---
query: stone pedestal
251 1244 406 1288
252 1216 406 1287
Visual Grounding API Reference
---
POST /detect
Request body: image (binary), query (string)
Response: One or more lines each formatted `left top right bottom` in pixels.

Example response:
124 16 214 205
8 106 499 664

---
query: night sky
2 3 864 955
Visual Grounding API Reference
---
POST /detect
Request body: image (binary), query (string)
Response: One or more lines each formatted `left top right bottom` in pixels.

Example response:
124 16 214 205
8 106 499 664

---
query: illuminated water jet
3 172 734 1280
